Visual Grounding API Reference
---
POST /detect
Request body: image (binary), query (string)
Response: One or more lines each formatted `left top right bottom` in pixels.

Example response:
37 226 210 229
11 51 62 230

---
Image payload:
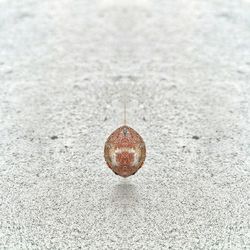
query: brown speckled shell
104 126 146 177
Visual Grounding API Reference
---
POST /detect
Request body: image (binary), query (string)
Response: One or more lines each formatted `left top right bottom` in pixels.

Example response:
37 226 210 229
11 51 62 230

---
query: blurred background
0 0 250 249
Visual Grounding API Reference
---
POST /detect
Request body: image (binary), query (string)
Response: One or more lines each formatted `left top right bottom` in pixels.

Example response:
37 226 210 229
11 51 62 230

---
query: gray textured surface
0 0 250 249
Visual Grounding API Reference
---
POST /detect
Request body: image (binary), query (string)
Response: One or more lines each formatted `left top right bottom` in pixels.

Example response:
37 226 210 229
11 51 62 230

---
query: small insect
104 125 146 177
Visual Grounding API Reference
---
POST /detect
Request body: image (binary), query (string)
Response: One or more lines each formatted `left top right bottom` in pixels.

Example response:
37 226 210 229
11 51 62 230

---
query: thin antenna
124 98 127 125
123 84 127 125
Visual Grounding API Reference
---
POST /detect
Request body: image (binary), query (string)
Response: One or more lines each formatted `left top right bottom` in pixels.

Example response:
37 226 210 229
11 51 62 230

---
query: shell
104 125 146 177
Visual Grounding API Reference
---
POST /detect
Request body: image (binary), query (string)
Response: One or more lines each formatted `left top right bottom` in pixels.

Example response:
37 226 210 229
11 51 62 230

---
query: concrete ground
0 0 250 249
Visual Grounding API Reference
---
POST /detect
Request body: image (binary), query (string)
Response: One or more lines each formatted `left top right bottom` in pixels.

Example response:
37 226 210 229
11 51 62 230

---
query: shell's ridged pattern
104 126 146 177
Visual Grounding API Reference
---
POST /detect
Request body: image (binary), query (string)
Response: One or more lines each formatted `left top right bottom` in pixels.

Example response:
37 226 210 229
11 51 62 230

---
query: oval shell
104 125 146 177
